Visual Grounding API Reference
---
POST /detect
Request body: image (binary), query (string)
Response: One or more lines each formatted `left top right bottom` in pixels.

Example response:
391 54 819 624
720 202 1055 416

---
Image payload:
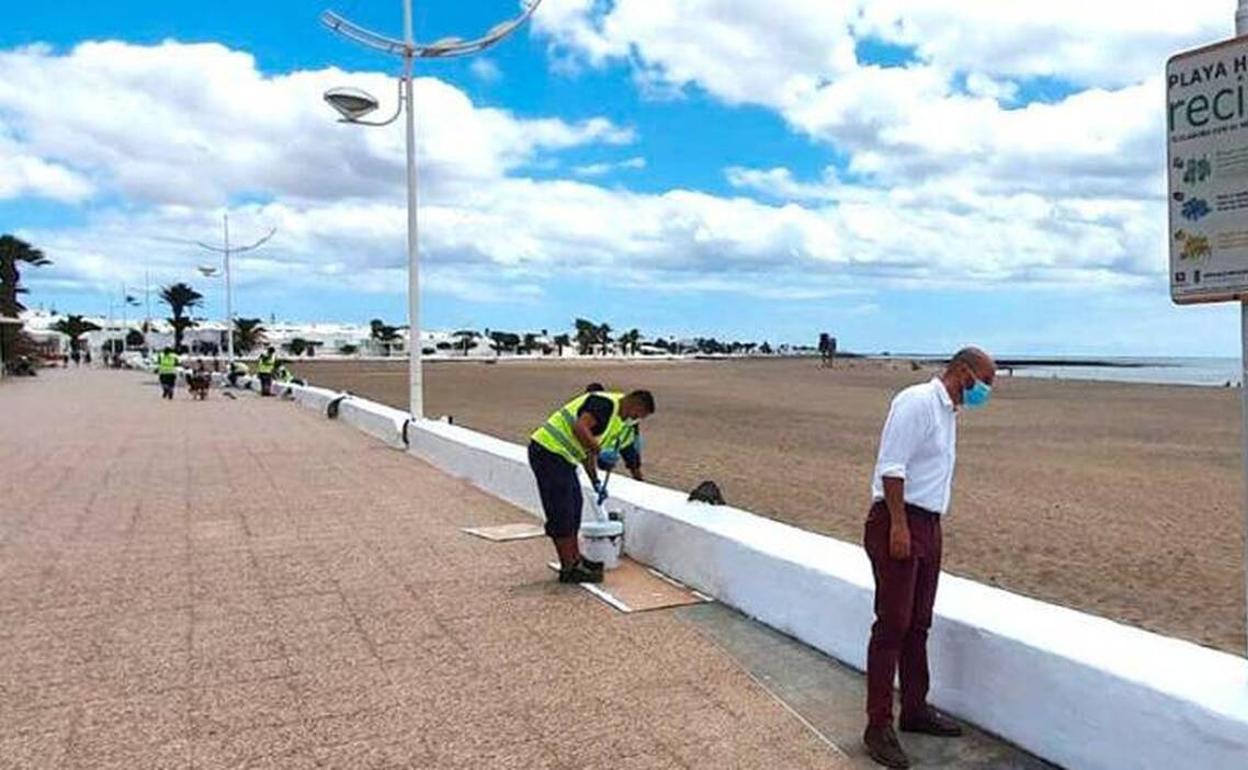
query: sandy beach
293 356 1246 655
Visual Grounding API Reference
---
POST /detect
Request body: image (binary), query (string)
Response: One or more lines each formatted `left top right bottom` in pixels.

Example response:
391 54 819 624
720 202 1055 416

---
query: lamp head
324 87 380 121
197 266 219 278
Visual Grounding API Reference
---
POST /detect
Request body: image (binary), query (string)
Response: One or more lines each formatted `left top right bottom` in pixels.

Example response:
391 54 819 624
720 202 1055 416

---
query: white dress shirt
870 377 958 515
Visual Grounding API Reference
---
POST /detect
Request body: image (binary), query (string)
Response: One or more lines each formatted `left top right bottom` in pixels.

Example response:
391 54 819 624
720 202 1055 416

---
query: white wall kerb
402 417 1248 770
256 386 1248 770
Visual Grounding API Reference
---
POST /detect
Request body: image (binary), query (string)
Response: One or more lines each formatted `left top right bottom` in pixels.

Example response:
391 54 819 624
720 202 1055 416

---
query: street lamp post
193 213 275 364
321 0 543 419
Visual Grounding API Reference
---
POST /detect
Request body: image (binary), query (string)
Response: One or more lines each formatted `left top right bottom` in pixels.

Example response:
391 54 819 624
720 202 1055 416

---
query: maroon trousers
864 500 943 727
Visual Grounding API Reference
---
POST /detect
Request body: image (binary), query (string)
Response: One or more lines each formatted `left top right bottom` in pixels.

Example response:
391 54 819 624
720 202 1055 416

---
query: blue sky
1 0 1243 355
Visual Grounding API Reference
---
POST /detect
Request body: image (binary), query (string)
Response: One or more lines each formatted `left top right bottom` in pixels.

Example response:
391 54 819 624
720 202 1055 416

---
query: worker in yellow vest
227 359 249 388
256 346 276 396
586 383 646 481
529 388 656 583
156 347 179 400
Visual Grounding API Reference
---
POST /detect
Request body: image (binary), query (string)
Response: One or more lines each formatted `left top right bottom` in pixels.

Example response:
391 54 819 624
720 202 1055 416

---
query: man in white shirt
862 347 996 769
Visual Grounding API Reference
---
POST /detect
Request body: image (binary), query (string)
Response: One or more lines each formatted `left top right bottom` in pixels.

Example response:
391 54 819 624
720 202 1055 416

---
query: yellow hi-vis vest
157 352 178 374
257 353 275 374
531 391 635 466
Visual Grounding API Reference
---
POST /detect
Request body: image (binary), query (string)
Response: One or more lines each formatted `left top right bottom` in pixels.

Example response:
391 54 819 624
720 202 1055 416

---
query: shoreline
284 352 1237 389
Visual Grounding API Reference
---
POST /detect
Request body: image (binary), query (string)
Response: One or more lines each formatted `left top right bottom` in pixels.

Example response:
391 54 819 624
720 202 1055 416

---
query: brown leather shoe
863 724 911 769
900 707 964 737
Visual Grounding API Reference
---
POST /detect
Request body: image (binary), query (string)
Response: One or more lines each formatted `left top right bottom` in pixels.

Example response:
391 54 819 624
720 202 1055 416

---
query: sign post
1168 0 1248 656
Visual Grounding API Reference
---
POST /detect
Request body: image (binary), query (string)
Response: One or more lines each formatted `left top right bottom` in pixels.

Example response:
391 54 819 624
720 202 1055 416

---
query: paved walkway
0 370 848 769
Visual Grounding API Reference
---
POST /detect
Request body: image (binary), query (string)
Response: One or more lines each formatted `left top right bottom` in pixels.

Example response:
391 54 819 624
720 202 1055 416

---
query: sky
0 0 1245 355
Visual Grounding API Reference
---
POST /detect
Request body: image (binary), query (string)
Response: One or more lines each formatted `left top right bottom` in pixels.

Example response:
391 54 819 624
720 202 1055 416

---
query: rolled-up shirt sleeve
875 392 931 481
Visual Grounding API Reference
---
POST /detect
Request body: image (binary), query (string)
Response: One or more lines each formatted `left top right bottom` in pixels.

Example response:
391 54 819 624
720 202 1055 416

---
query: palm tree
232 318 266 354
159 282 203 352
0 235 51 364
553 334 570 357
597 323 613 356
621 328 641 356
50 315 101 356
574 318 597 355
369 318 402 356
454 330 478 356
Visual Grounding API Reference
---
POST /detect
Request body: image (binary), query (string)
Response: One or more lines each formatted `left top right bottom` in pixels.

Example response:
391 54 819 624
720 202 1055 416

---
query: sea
1002 356 1240 388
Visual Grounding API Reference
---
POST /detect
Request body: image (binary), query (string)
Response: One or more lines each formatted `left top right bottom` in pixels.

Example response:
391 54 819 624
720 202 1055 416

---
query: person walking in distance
862 347 997 769
156 346 180 400
256 346 277 397
528 388 656 583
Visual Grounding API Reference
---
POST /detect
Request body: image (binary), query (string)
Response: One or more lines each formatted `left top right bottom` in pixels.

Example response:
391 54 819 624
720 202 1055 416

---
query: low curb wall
269 384 1248 770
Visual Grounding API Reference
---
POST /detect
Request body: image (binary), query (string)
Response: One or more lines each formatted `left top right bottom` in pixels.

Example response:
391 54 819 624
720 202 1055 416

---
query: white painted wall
402 416 1248 770
336 398 409 449
251 384 1248 769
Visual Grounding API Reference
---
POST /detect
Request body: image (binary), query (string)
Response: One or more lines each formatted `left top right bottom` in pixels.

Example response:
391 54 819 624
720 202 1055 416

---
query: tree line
1 234 781 365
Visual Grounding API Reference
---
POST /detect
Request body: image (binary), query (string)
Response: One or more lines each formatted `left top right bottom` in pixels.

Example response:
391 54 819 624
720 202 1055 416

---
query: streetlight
191 213 276 364
321 0 543 419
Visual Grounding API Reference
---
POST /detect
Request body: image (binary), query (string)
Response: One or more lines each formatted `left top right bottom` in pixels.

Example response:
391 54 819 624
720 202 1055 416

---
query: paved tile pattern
0 370 846 769
678 604 1054 769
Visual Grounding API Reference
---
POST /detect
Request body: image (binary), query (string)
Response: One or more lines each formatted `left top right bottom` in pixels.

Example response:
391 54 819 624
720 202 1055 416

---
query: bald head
942 346 996 406
947 347 995 381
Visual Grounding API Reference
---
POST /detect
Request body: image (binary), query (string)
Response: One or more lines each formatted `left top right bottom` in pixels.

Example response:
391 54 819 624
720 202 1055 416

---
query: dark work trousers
259 372 273 396
864 500 943 727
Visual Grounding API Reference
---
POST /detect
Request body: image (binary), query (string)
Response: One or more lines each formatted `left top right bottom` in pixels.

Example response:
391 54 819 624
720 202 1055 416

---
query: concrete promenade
0 369 847 769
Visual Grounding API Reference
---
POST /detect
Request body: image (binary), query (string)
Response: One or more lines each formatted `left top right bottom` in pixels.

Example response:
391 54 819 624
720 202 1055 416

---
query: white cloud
572 156 646 177
726 166 842 202
531 0 1198 293
854 0 1228 88
0 134 94 202
534 1 1185 199
0 40 632 207
469 57 502 83
0 32 1185 314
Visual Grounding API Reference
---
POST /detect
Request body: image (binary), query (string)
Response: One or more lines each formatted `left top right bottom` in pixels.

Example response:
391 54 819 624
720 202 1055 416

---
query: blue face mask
963 379 992 409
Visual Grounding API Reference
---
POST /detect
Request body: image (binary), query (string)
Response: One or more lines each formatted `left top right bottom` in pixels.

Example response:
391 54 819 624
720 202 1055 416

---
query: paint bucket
580 519 624 570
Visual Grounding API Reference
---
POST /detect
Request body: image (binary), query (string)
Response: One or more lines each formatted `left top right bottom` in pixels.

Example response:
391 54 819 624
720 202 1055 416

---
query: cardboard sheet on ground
462 522 547 541
548 557 713 613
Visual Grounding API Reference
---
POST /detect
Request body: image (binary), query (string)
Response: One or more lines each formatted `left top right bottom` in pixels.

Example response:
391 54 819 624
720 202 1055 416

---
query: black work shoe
581 558 604 572
900 708 964 737
558 562 603 584
864 724 910 769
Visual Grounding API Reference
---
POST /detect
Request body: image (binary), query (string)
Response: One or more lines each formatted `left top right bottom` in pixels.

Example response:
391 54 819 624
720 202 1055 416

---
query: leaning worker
585 383 646 481
862 347 996 769
274 362 306 388
227 359 249 388
528 388 656 584
156 347 179 400
256 346 277 397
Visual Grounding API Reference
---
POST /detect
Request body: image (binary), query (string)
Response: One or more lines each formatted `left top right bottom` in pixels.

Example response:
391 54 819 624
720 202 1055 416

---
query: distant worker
256 346 276 397
227 359 248 388
819 333 837 368
529 387 656 584
156 347 179 400
862 347 997 769
585 383 646 481
275 362 306 388
189 360 211 400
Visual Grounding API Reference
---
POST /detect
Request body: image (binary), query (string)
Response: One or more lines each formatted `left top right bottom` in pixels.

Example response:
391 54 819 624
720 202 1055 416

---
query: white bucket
581 519 624 570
